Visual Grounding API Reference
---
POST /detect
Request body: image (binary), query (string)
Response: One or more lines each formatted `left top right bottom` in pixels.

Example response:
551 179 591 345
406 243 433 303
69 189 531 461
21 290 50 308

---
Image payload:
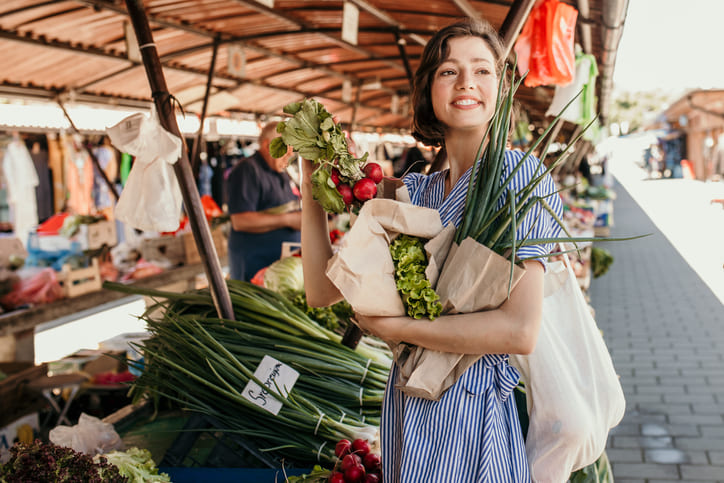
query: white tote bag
510 256 625 483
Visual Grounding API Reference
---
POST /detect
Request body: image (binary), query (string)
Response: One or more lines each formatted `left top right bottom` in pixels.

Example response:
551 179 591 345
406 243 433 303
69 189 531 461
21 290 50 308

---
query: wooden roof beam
228 0 407 72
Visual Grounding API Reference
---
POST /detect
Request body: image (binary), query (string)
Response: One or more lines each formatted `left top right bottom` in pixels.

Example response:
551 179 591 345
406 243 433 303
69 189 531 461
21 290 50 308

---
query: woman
301 18 562 482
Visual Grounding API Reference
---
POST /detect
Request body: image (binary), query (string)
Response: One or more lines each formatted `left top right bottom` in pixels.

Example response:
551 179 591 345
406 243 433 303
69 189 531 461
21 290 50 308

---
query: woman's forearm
300 160 344 307
356 260 545 355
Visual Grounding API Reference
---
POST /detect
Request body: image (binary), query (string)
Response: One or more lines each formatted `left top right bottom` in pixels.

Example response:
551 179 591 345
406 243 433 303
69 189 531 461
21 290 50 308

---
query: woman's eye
439 69 456 76
476 68 491 75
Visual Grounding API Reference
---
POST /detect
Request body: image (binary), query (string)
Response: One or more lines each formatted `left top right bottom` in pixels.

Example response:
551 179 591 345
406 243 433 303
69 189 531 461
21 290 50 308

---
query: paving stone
611 462 680 479
680 465 724 481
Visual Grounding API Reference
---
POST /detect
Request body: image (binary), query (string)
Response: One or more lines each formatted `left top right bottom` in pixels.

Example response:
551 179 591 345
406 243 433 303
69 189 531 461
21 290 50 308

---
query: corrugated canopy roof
0 0 629 138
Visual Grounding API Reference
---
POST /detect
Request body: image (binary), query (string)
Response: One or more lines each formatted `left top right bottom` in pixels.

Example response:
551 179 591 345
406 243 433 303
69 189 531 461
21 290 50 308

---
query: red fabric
36 213 70 235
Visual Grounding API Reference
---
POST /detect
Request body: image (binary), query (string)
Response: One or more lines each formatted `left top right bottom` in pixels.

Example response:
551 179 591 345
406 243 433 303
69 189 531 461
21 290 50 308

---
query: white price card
241 355 299 416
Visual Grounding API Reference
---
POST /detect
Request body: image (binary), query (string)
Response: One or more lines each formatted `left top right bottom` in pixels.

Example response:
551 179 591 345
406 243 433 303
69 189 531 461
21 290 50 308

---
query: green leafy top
272 98 369 214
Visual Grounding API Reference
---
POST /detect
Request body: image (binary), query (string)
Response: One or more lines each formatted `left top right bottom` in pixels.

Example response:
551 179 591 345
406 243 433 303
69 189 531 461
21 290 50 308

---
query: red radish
362 163 383 184
328 472 345 483
341 453 361 471
337 183 354 205
362 452 381 472
330 167 341 186
351 438 371 457
352 178 377 202
344 464 366 482
335 439 352 458
363 474 380 483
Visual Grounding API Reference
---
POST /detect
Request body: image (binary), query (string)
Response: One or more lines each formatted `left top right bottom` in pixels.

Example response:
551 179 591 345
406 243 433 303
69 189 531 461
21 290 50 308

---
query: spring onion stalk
104 280 392 466
453 60 642 288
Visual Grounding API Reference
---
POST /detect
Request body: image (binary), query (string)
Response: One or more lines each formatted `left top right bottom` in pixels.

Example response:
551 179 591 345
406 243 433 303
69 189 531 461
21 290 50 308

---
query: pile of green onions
455 63 643 290
105 280 392 466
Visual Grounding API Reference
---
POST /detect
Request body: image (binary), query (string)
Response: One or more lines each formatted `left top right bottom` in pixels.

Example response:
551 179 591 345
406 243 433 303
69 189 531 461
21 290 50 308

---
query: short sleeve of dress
501 150 563 267
401 172 426 201
226 159 260 214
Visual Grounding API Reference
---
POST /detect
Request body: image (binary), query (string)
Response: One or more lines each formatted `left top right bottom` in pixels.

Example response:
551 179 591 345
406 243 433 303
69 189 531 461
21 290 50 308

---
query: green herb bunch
0 440 127 482
390 235 443 320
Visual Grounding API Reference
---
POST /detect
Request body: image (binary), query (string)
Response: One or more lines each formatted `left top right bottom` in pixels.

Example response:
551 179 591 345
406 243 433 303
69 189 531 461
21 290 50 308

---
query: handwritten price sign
241 355 300 415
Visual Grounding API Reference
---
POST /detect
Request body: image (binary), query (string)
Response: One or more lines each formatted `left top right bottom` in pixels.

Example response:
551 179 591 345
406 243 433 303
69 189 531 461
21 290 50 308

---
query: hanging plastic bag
509 256 625 482
49 413 124 455
106 107 183 233
515 0 578 87
545 52 598 124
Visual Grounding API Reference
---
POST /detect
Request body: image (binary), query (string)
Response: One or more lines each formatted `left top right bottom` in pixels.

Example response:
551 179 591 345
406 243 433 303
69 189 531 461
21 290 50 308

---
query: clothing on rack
2 137 39 246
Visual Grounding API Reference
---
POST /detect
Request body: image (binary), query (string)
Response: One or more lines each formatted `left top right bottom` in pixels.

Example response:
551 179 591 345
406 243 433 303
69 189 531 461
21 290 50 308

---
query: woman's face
430 36 499 135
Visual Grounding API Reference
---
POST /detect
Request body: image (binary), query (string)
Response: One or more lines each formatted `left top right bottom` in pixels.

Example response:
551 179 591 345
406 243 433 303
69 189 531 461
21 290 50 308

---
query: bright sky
613 0 724 93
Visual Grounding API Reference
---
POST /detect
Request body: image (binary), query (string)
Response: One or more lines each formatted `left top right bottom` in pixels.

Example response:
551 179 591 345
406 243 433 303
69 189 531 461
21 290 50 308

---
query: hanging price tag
241 355 299 416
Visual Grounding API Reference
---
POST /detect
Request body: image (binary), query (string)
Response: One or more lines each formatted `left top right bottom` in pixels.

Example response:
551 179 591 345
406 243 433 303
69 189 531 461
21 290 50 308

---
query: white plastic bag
510 256 625 482
49 413 124 455
106 107 183 232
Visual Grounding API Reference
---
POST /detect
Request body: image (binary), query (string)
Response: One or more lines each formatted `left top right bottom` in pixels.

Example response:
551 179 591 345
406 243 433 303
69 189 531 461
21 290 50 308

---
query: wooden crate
140 236 186 266
59 258 102 297
80 220 118 250
183 228 227 265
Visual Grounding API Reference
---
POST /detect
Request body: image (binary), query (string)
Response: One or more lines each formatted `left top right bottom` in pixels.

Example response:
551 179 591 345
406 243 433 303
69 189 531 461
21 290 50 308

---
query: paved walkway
589 174 724 481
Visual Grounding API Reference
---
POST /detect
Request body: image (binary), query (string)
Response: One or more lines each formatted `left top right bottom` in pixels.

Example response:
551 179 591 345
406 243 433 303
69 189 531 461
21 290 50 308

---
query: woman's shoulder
402 169 445 191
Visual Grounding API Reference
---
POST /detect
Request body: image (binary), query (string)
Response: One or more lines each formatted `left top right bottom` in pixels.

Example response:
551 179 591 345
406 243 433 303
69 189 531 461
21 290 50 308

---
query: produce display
0 440 127 482
288 437 383 482
98 448 171 483
270 99 383 214
105 280 392 467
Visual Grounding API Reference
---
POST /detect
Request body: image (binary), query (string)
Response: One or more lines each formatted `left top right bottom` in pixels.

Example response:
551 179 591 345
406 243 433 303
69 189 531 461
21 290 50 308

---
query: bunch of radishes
331 162 384 209
328 438 382 483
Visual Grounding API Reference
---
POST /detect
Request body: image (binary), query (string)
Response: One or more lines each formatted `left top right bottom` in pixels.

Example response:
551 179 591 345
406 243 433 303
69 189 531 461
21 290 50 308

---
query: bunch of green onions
455 62 639 290
105 280 392 466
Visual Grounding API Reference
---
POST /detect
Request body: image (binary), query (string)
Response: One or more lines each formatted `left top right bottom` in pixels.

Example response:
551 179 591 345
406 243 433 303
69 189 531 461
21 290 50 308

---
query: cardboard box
0 413 39 458
140 235 186 266
183 228 227 265
0 236 27 268
79 220 117 250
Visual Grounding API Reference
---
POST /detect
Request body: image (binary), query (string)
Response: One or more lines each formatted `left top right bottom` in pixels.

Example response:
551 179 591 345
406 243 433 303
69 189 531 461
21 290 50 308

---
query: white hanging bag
106 106 184 233
510 256 625 482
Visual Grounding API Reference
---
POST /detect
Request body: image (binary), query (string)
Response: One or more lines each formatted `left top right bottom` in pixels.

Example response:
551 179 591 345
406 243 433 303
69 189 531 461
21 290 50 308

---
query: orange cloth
65 141 94 215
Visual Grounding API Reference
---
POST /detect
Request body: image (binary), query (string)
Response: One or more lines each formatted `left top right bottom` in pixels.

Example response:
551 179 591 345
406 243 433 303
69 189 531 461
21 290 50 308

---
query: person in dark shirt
225 122 301 281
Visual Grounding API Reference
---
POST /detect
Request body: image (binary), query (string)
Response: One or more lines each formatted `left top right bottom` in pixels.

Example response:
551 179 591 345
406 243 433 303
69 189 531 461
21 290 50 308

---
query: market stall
0 1 631 481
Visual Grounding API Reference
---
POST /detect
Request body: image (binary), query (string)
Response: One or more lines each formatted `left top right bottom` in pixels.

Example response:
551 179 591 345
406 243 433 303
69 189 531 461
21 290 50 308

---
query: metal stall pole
57 100 120 201
190 38 220 179
124 0 234 320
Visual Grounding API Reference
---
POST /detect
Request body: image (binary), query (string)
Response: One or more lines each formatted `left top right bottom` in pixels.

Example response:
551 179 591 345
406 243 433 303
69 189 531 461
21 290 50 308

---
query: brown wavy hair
411 18 506 148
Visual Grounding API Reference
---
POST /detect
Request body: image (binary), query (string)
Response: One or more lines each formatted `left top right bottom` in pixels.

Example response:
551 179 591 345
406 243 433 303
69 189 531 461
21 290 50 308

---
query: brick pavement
589 179 724 482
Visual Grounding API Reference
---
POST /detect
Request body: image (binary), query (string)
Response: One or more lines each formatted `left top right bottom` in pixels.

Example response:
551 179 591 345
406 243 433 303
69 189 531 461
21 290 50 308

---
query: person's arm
354 259 544 355
300 158 344 307
230 210 301 233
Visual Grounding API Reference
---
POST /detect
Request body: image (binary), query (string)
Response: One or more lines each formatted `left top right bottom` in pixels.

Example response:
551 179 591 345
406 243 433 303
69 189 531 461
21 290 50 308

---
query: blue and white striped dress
381 149 563 483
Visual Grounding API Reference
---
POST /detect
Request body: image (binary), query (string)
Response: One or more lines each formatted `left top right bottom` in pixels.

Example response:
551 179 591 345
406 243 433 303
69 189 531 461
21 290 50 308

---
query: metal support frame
124 0 234 320
191 38 220 179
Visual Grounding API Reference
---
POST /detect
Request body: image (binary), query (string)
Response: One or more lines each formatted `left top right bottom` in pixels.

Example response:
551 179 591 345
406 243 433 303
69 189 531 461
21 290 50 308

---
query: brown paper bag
394 237 526 400
325 198 449 316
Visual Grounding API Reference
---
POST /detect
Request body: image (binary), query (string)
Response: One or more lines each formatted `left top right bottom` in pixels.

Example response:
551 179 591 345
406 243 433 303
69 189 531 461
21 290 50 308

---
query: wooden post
499 0 537 59
190 38 219 179
124 0 234 320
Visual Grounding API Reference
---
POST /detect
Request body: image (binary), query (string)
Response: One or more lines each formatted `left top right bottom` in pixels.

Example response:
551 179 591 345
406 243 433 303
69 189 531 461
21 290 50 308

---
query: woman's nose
456 70 474 90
